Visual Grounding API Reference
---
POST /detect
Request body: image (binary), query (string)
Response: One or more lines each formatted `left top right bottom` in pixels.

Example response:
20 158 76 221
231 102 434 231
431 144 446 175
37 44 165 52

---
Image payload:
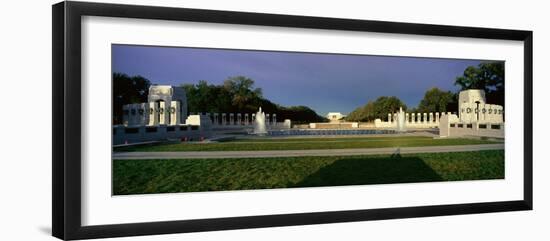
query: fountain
396 107 407 132
253 107 268 135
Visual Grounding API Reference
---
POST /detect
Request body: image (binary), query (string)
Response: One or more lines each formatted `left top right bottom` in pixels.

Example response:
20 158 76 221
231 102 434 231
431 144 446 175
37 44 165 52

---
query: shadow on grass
292 155 443 188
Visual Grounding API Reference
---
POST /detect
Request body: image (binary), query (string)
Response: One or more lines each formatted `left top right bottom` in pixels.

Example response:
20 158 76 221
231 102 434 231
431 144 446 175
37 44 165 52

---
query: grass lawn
114 136 499 152
113 150 504 195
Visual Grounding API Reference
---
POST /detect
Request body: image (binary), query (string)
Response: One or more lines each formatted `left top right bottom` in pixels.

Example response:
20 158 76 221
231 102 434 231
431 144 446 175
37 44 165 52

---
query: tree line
182 76 327 124
345 62 504 122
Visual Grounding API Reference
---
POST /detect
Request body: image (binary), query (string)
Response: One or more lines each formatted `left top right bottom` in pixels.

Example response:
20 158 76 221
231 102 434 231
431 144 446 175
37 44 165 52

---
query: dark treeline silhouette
112 73 151 124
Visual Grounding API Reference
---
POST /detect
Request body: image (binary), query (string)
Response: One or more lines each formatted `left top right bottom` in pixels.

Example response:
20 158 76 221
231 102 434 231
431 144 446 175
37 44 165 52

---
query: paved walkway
112 143 504 160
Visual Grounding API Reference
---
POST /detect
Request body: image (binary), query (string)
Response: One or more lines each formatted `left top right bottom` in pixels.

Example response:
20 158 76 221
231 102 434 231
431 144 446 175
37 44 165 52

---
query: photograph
0 0 542 240
111 44 505 195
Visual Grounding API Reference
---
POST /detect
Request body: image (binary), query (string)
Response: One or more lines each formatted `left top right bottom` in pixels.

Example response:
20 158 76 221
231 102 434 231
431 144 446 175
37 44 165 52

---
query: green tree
223 76 263 111
346 96 407 122
455 62 504 105
112 72 151 124
346 101 375 122
417 87 455 113
372 96 407 120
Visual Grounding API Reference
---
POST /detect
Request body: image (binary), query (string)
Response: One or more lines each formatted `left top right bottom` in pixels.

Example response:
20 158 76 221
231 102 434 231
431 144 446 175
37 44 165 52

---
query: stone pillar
252 113 256 125
139 103 148 126
273 114 277 125
423 113 427 124
388 113 392 123
405 113 409 123
283 119 291 128
126 104 133 126
134 104 142 125
236 113 241 125
169 101 180 125
122 104 130 126
128 104 136 126
244 113 249 125
488 106 494 122
229 113 234 125
266 114 271 125
212 113 218 125
429 113 434 123
221 113 226 125
148 102 159 126
496 106 504 123
130 104 139 126
439 114 451 137
481 104 487 122
435 112 440 123
207 112 212 125
159 101 167 125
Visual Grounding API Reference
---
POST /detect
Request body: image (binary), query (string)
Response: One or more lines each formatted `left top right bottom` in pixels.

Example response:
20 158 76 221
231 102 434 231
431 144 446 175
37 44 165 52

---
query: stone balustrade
207 113 277 126
380 111 453 128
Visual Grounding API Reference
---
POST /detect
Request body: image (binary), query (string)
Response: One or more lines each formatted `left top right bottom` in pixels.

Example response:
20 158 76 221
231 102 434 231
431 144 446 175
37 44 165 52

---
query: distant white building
326 112 346 122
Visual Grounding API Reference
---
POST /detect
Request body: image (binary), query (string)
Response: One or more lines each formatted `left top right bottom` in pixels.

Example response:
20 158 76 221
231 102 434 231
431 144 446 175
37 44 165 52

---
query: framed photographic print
52 1 533 240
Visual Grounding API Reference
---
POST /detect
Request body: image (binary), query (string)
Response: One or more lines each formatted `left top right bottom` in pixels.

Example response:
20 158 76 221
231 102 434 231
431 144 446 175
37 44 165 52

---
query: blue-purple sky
112 44 486 116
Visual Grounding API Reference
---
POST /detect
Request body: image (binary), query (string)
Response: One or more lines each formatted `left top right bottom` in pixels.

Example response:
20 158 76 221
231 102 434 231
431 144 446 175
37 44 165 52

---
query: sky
112 44 486 116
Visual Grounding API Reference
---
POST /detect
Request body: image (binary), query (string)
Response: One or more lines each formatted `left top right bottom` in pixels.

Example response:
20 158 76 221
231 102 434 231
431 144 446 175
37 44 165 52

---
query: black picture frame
52 1 533 240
